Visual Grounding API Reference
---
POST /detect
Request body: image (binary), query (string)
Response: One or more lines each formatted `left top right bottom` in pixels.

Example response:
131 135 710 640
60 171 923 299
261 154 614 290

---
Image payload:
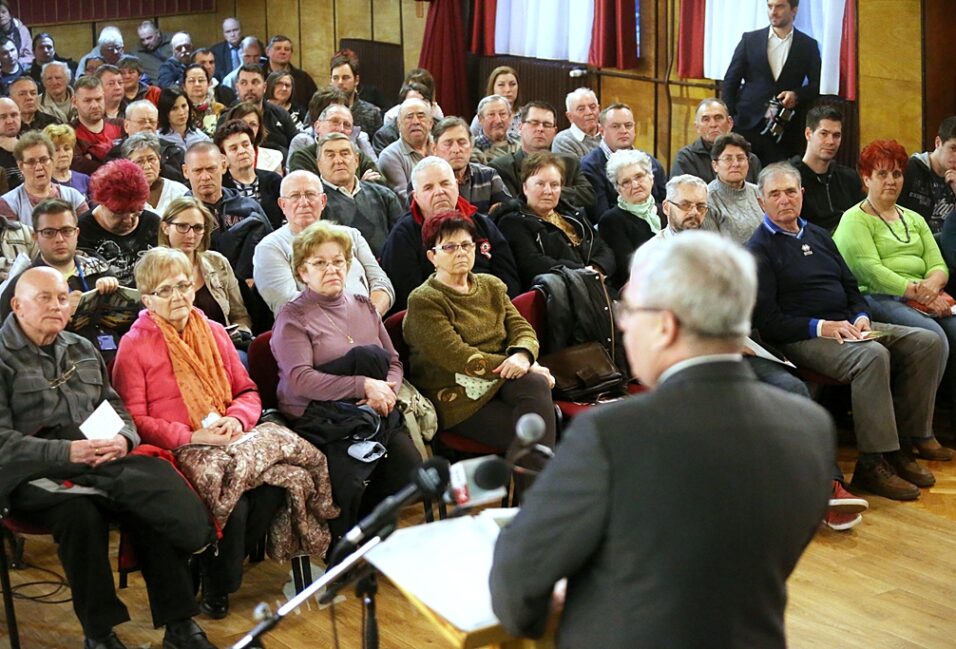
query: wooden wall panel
299 0 335 82
922 0 956 149
372 0 402 45
41 24 93 67
857 0 922 154
336 0 372 42
265 0 304 66
235 0 267 53
400 0 427 77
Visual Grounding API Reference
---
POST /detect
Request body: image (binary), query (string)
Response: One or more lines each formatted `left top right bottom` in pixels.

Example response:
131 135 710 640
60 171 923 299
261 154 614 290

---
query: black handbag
539 341 627 402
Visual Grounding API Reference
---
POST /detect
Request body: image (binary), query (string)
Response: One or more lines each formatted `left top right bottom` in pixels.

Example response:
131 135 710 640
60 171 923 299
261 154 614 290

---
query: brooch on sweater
801 244 813 256
479 240 492 259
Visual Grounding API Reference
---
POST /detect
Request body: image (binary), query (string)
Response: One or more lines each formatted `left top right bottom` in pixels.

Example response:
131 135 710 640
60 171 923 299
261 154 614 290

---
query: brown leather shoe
850 458 920 500
913 437 954 461
886 450 935 488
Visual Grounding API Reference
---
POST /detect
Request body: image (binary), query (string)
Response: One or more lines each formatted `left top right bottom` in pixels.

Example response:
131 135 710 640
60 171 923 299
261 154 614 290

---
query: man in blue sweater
746 162 944 501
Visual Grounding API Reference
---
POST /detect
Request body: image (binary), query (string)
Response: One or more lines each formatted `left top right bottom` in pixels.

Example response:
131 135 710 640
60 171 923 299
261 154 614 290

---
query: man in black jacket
790 105 863 231
722 0 821 162
233 63 299 154
380 156 519 313
900 115 956 232
491 230 834 649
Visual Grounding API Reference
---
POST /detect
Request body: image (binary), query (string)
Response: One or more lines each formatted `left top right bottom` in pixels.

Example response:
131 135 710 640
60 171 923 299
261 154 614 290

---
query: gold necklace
323 309 353 344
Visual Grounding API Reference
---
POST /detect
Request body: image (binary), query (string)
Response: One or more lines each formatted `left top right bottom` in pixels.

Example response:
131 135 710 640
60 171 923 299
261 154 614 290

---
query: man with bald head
253 169 394 315
0 96 22 187
0 267 218 649
672 98 761 183
380 156 519 312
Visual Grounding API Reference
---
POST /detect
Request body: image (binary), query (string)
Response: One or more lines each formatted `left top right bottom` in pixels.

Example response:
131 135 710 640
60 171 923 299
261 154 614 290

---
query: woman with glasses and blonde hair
271 220 421 546
159 196 251 355
44 124 91 199
113 246 338 619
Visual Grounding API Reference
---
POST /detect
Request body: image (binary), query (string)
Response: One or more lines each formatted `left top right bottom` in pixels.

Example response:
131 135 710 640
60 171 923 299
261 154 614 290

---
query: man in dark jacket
491 230 834 649
380 156 519 313
789 104 863 231
722 0 821 162
671 98 761 184
900 115 956 233
233 64 299 154
0 267 218 649
157 32 193 88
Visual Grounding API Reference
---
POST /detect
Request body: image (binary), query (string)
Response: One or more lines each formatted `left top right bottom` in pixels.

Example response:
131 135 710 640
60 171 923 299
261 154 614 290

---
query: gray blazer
490 360 834 649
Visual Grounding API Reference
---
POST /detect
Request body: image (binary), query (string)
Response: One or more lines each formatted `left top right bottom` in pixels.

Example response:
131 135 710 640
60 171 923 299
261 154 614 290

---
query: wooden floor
4 443 956 648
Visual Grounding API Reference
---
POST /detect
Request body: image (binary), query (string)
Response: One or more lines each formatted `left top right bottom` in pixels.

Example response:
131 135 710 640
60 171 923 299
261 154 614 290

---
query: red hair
421 211 477 250
858 139 908 179
90 159 150 214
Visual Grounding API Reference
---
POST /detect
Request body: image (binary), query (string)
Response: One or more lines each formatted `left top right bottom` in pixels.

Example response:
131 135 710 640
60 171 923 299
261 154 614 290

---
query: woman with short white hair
597 148 661 288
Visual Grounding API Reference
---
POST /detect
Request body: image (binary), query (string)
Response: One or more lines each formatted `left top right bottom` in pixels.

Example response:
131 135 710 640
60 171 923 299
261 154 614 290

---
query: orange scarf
151 308 233 430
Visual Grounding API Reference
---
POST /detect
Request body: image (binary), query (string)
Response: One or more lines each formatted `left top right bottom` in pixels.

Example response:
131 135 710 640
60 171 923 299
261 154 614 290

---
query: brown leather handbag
539 341 627 402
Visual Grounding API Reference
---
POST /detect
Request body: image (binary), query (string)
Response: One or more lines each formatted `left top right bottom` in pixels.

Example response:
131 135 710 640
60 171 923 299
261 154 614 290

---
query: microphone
505 413 548 464
445 455 512 508
342 456 450 547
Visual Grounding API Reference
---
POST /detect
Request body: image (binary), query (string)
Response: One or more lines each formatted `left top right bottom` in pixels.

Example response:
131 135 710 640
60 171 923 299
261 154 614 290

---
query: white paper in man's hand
80 401 125 440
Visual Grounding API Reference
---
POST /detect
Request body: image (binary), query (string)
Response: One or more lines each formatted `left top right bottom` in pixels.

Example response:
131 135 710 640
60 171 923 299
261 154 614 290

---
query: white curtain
494 0 595 63
704 0 845 95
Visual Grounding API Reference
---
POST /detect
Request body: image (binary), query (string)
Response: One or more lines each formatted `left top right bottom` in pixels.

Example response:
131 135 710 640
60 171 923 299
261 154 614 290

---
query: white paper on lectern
366 516 504 632
80 400 125 440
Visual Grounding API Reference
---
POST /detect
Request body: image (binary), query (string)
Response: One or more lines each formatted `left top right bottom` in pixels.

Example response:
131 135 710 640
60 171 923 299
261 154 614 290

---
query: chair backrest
511 289 549 353
247 330 279 410
384 309 409 366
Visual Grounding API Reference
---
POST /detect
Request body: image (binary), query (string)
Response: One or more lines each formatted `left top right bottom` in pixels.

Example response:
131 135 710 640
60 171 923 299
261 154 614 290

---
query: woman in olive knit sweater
404 212 557 474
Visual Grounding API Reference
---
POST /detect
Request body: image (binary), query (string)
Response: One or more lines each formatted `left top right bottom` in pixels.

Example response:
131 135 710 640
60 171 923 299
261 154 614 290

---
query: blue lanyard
74 259 90 292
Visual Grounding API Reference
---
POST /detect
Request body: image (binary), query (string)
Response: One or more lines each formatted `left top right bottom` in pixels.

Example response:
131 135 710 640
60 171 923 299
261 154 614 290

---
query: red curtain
839 0 857 101
588 0 638 70
470 0 498 56
676 0 707 79
420 0 471 119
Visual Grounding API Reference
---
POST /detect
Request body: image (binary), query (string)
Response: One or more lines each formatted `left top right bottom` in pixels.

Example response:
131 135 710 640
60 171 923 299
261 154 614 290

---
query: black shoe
84 632 128 649
163 619 217 649
199 593 229 620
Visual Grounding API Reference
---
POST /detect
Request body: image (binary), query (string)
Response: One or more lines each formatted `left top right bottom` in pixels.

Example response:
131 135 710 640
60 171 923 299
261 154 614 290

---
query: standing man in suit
490 230 835 649
210 17 244 82
722 0 821 164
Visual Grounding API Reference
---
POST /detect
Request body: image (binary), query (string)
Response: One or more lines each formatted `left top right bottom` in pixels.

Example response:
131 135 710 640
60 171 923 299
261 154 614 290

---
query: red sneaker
823 510 863 531
829 480 869 514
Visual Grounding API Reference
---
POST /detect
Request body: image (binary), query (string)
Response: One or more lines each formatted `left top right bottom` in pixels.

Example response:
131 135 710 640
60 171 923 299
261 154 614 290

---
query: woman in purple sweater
271 220 421 544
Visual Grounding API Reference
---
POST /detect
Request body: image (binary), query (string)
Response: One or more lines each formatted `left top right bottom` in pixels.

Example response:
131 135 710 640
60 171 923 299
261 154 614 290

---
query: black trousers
448 373 557 497
201 484 286 596
16 496 199 638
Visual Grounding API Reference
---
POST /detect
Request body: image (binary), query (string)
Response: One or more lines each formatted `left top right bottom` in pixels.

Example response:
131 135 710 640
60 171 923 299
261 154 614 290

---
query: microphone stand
230 523 396 649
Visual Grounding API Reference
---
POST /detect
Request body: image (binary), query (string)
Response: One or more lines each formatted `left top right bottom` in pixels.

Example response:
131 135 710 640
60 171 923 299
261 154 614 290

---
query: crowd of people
1 1 955 647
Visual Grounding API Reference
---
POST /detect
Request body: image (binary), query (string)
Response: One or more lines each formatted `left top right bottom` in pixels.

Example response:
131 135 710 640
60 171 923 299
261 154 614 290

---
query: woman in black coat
597 148 664 289
496 151 615 291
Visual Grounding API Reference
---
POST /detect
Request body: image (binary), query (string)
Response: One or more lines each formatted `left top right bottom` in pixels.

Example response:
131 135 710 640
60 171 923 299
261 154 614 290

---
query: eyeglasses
524 119 556 130
304 258 348 272
130 118 158 127
618 172 650 187
717 155 748 165
433 241 475 254
150 281 194 299
37 226 78 239
613 302 664 321
168 222 205 234
22 156 52 167
282 191 322 203
666 200 709 214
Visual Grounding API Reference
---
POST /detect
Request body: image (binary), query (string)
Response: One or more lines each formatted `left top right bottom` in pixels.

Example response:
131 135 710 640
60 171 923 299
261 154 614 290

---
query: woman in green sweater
833 139 954 460
403 212 557 483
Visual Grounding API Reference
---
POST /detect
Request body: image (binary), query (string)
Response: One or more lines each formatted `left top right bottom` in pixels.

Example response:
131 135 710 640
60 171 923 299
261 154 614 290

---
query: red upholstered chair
247 331 280 411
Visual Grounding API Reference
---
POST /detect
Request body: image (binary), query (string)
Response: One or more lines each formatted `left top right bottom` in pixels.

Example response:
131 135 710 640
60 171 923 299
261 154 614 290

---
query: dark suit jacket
490 360 834 649
722 27 822 132
488 150 595 213
210 40 240 81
